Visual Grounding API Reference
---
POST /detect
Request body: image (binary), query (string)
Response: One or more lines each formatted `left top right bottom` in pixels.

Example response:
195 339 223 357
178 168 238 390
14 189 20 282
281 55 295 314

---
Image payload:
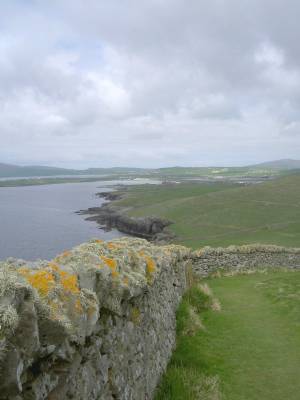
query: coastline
78 188 175 243
0 176 112 187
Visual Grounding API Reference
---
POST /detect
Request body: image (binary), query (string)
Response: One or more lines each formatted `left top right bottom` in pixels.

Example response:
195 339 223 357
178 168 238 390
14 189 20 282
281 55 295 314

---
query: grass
115 174 300 248
154 165 287 178
155 271 300 400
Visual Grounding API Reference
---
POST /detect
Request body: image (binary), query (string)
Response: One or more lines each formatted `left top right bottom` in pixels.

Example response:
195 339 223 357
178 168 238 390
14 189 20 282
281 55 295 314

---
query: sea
0 179 159 261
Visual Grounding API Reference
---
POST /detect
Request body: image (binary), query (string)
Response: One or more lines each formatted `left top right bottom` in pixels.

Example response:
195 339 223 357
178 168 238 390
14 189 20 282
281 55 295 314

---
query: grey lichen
0 237 191 399
0 305 19 335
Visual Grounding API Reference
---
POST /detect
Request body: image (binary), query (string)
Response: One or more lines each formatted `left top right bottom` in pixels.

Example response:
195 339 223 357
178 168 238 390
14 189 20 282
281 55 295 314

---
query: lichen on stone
0 305 19 335
130 306 141 325
0 237 192 399
193 243 300 257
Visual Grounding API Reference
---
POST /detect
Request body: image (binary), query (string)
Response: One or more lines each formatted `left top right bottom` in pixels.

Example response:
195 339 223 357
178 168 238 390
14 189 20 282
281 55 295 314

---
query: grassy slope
155 271 300 400
156 166 286 177
0 163 289 179
116 175 300 248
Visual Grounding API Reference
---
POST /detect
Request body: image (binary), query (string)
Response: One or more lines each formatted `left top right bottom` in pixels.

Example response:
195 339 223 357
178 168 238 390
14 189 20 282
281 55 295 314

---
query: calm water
0 180 157 261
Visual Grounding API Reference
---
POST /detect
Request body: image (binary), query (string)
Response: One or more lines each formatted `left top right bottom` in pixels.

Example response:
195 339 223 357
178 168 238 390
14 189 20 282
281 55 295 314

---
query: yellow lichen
57 270 80 294
145 256 156 275
19 262 80 298
107 242 117 250
111 270 119 279
100 256 117 270
130 307 141 325
18 267 30 276
48 262 59 271
123 277 129 286
54 250 72 263
75 298 83 312
95 239 103 243
143 255 157 284
49 262 80 294
56 250 71 260
21 269 55 297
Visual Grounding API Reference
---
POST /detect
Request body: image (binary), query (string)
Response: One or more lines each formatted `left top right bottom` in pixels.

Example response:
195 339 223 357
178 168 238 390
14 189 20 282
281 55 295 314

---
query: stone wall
0 238 191 400
191 244 300 276
3 239 300 400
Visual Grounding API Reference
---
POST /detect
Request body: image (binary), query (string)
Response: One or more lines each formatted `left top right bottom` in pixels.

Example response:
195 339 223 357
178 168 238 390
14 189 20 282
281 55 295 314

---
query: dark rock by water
79 189 175 243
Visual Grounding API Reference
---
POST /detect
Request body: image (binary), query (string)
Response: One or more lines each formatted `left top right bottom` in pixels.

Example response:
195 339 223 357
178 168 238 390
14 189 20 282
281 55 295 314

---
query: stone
0 238 191 400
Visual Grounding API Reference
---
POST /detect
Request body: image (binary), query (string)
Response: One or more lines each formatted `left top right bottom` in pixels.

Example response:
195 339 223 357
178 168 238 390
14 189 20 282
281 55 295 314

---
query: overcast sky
1 0 300 168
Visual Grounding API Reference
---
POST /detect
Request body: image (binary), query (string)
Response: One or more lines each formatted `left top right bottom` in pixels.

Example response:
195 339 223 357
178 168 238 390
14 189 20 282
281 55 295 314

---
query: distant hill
1 160 300 178
250 159 300 170
85 167 149 175
0 163 80 178
0 163 149 178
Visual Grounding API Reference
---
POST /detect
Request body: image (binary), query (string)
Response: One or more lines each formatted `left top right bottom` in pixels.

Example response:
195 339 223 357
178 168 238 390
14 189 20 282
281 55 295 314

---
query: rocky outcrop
0 238 191 400
96 191 124 201
79 204 174 243
191 244 300 276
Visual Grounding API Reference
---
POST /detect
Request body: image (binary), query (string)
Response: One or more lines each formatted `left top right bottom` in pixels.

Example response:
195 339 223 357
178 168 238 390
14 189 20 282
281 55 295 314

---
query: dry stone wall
191 244 300 276
0 238 191 400
2 239 300 400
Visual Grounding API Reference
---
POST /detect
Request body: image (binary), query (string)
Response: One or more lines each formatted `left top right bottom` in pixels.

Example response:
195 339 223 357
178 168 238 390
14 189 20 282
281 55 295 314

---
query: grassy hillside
1 161 296 179
251 158 300 169
155 166 281 177
115 175 300 248
0 163 149 179
0 163 79 178
155 271 300 400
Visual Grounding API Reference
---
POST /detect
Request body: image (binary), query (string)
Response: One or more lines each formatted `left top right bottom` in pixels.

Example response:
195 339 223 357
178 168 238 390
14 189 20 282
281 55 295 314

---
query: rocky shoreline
78 190 175 243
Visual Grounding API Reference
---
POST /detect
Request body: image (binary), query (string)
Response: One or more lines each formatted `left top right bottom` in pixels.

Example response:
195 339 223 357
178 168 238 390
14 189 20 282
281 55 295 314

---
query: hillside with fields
113 174 300 248
3 1 300 398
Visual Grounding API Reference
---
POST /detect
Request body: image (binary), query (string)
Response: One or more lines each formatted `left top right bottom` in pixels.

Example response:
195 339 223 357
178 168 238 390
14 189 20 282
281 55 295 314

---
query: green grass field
155 271 300 400
153 165 288 178
115 175 300 248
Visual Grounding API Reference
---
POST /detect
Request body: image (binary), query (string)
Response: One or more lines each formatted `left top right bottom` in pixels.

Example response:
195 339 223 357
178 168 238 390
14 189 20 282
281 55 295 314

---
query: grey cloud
1 0 300 167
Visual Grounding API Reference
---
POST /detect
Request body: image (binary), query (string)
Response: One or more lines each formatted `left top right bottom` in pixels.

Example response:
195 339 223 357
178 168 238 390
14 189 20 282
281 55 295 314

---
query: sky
1 0 300 168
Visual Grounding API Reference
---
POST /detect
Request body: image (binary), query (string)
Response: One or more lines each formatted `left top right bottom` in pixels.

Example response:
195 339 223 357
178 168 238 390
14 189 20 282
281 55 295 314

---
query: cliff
78 191 174 243
79 204 173 242
0 238 191 400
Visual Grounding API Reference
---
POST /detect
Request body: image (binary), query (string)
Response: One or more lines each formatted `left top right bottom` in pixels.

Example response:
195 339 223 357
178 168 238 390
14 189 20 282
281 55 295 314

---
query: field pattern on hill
115 175 300 248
